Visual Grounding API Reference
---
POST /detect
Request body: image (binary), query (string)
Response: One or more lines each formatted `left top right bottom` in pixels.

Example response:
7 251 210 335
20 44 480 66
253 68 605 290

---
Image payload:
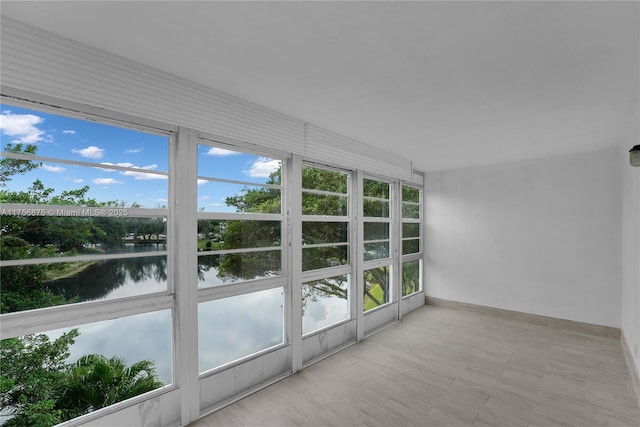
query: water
45 243 167 302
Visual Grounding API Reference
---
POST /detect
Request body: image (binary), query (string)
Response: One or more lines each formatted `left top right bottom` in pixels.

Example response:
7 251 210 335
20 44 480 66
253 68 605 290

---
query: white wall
425 148 622 327
621 120 640 375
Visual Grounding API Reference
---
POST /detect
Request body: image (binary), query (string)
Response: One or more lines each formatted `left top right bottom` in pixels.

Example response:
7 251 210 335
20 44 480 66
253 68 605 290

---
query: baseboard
425 296 621 339
621 331 640 410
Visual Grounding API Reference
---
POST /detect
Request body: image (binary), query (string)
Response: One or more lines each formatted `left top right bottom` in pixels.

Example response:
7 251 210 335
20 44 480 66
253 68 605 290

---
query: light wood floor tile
188 306 640 427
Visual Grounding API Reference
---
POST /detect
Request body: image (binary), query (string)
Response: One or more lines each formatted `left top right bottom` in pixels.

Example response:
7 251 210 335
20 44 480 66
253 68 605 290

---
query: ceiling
1 1 638 172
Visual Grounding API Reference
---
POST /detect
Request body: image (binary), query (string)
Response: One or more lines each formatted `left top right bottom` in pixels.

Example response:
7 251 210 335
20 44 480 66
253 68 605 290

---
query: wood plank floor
188 306 640 427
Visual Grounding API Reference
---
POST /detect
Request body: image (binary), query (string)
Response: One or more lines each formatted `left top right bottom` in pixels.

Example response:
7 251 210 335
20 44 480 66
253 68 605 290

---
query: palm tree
58 354 163 420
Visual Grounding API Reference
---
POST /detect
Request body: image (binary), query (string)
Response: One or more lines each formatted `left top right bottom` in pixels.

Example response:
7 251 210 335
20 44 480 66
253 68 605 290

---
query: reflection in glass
302 245 349 271
364 266 390 311
402 186 420 203
364 222 389 241
302 222 348 245
402 203 420 219
1 254 168 314
302 193 348 216
402 260 421 296
197 251 282 288
197 220 280 251
363 199 390 218
303 275 349 335
302 166 348 193
363 179 390 199
402 239 421 255
198 287 284 373
402 222 420 239
1 310 172 425
364 242 390 261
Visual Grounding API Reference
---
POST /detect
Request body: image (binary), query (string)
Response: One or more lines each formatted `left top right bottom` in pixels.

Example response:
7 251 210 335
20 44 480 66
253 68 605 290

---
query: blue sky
0 105 281 210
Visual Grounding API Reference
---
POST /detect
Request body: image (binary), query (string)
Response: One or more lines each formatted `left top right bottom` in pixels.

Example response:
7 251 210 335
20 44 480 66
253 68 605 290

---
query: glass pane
363 179 389 199
364 266 390 311
302 166 347 193
1 215 166 260
1 256 167 314
1 160 168 209
363 199 389 218
198 182 281 214
302 245 349 271
402 202 420 219
402 186 420 203
198 287 284 373
364 222 389 241
402 260 421 296
402 222 420 239
302 275 349 335
302 221 348 245
364 242 390 261
402 239 421 255
198 145 281 185
197 251 282 288
197 220 280 251
1 310 172 425
1 104 169 210
302 193 347 216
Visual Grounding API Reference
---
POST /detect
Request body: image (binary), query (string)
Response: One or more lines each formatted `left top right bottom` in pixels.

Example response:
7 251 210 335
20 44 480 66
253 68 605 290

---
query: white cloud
209 203 224 207
0 111 45 144
122 164 167 180
244 158 280 178
93 178 122 185
97 162 166 180
125 148 143 154
72 145 105 159
62 130 76 135
97 162 134 171
205 147 239 157
40 164 66 173
72 178 84 183
197 179 208 186
153 198 168 202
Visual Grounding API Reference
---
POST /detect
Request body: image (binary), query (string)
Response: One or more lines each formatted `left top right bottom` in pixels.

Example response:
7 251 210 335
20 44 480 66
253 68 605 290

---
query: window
196 144 283 288
301 164 351 335
0 105 172 425
362 178 393 311
198 287 284 372
401 185 422 296
196 142 286 373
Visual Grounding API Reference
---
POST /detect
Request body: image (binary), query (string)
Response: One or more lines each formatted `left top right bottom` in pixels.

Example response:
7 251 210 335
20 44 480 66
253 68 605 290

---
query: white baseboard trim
425 296 621 339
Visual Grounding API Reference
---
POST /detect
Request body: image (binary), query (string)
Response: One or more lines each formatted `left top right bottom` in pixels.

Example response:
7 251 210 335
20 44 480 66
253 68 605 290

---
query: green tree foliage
0 144 41 188
59 355 163 420
0 329 79 427
218 166 368 308
0 236 66 313
0 330 163 426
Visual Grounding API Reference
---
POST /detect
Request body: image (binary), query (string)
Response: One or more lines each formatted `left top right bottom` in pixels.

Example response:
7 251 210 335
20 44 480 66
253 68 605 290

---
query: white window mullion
175 127 200 426
355 170 365 341
289 154 303 372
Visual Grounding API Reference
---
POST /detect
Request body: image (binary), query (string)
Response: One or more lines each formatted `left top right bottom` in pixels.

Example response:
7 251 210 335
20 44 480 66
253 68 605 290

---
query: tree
0 235 67 313
0 143 41 188
220 166 355 308
0 330 164 426
58 355 163 420
0 329 79 427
